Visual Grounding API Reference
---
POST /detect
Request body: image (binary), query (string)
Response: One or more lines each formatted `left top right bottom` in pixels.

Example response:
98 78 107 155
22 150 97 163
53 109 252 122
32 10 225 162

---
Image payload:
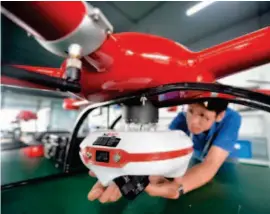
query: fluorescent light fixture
186 1 216 16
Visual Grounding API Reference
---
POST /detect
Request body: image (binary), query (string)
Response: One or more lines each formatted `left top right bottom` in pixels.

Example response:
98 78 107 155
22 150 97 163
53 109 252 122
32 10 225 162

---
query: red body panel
64 29 270 102
81 146 193 168
1 1 270 104
76 33 214 101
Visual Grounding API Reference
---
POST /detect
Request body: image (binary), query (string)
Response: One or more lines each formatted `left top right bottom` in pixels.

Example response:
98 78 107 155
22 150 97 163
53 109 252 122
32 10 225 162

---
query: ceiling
92 1 270 44
1 1 270 98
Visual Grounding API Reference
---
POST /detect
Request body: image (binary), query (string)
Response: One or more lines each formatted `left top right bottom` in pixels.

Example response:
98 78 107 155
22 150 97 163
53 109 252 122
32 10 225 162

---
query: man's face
186 104 218 135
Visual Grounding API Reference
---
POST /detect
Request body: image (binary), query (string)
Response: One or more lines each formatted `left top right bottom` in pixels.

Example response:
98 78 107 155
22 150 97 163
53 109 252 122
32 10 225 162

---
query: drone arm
197 27 270 79
1 1 113 58
1 1 87 41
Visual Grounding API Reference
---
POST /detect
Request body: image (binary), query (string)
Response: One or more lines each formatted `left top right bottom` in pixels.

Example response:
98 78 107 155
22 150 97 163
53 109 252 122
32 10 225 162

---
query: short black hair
197 99 229 115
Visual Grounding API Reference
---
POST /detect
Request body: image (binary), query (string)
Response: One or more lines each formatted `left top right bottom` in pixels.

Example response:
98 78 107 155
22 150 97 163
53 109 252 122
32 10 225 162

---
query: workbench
1 149 61 186
1 148 270 214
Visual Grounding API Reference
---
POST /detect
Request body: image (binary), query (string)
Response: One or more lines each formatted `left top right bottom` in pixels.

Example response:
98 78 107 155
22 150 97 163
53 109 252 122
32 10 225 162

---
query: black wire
109 115 122 130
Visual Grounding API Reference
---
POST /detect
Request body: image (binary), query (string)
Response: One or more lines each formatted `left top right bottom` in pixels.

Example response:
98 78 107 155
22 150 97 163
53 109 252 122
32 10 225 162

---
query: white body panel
80 130 193 186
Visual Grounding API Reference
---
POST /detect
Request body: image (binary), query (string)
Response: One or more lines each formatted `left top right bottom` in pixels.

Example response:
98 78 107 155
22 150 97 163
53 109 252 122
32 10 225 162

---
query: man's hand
88 172 181 203
87 171 122 203
145 176 180 199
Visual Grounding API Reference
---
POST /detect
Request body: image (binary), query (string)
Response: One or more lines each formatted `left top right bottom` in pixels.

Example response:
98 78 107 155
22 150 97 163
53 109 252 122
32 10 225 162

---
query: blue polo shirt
169 108 242 158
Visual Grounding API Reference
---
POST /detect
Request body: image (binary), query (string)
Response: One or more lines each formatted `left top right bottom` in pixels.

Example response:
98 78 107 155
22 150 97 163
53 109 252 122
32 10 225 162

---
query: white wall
218 63 270 88
219 63 270 160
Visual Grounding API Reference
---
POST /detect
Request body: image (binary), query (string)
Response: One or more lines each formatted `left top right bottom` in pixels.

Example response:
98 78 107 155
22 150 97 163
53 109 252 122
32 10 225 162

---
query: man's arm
176 111 242 193
145 146 229 199
174 145 229 193
146 111 242 198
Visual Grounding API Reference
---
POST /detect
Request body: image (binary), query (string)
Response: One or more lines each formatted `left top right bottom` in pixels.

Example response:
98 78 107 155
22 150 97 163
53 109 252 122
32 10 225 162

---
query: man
87 99 242 202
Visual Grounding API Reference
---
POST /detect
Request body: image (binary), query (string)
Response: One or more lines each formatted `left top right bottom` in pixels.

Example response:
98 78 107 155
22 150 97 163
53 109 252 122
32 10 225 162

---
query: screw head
92 14 99 21
86 152 92 159
113 153 121 162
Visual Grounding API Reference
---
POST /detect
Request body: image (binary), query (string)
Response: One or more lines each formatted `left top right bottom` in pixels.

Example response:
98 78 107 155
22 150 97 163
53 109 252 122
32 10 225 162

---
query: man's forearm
175 162 215 194
174 146 230 194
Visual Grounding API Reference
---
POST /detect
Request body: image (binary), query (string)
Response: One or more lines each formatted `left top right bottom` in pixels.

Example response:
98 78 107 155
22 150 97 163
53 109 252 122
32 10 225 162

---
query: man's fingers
115 189 122 201
99 183 119 203
89 171 96 177
149 176 167 184
88 181 104 201
145 182 180 199
109 186 122 202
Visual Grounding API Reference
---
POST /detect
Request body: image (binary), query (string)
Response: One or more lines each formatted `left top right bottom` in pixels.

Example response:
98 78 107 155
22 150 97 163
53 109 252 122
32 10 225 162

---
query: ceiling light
186 1 216 16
